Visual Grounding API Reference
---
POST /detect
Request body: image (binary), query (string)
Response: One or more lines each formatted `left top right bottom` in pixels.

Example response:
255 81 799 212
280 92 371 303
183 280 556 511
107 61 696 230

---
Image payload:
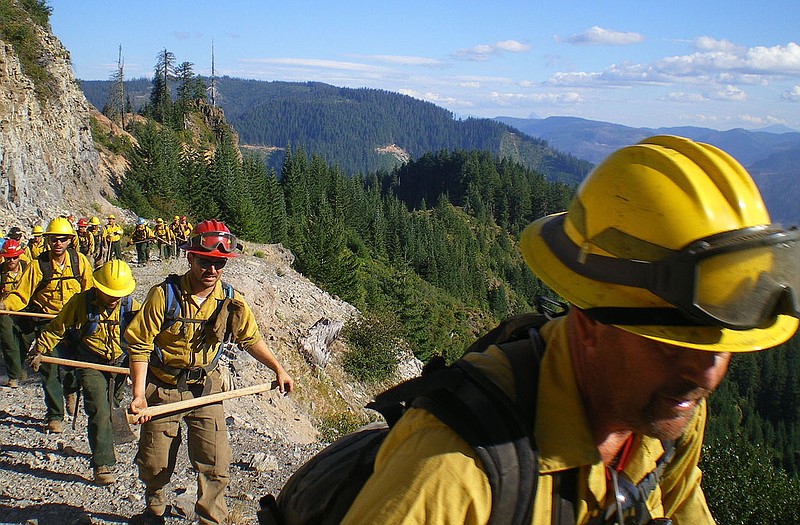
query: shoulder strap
367 326 545 525
161 274 183 331
34 248 83 297
79 289 101 340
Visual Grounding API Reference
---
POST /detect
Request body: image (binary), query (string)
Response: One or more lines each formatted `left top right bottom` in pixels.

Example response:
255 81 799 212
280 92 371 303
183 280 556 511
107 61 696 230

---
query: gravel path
0 245 357 525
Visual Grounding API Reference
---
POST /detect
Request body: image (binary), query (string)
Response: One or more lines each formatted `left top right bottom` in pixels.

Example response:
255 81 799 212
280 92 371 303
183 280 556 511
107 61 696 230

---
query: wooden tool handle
0 309 56 319
127 381 276 424
39 355 129 375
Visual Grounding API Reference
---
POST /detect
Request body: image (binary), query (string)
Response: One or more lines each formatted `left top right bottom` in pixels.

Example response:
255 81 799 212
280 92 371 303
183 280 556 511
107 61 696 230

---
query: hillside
496 115 800 226
79 77 592 185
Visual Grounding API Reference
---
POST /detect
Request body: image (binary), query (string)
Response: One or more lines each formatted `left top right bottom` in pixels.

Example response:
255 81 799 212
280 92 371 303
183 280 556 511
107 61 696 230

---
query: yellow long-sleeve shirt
102 223 124 243
4 250 94 314
0 260 26 298
38 289 141 362
125 273 262 385
342 316 714 525
23 238 46 262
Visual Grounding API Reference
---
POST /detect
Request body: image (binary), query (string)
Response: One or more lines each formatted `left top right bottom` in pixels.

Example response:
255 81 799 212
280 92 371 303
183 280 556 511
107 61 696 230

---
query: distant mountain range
79 78 591 186
496 116 800 226
78 77 800 226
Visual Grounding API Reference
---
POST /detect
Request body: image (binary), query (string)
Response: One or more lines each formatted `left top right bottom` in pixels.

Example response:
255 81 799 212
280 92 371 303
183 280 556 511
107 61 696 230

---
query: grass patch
0 0 57 104
316 410 367 443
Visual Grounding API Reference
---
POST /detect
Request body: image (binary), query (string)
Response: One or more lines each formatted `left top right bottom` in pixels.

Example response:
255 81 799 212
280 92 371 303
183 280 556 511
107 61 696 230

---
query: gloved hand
26 344 43 372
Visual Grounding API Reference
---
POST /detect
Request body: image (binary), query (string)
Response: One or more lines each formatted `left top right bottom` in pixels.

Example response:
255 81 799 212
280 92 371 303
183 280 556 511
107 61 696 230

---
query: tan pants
135 369 231 525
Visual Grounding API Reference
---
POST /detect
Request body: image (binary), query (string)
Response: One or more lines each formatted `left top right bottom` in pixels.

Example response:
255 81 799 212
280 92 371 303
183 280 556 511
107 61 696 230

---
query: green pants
20 325 78 422
0 314 25 380
78 368 126 467
135 369 230 524
135 242 149 264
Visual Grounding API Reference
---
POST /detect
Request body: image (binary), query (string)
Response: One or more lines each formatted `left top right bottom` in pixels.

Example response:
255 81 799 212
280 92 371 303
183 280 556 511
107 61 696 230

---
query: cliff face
0 18 116 227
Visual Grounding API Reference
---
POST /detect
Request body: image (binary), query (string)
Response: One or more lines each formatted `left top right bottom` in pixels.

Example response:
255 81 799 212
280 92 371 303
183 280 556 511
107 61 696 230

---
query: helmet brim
520 214 799 352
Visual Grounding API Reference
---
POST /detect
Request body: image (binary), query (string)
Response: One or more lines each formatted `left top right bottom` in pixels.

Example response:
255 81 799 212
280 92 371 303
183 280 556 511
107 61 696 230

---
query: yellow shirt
102 223 124 243
77 230 95 256
342 316 714 525
153 225 175 243
125 273 262 385
0 260 26 297
37 289 141 362
23 238 45 262
4 250 94 314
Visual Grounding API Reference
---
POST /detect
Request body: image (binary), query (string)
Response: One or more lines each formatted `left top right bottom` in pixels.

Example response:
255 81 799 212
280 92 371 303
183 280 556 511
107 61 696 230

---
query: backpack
258 311 553 525
258 300 677 525
33 248 83 298
62 288 135 364
150 274 235 392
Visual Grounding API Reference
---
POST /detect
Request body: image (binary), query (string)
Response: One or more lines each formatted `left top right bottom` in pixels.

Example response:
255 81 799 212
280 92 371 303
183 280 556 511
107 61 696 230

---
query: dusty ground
0 243 363 524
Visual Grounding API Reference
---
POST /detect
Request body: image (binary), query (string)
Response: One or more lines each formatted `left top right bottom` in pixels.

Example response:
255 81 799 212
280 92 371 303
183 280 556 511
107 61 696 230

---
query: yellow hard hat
32 225 44 236
157 217 164 223
89 216 100 226
45 217 76 236
520 135 799 352
107 214 116 220
173 215 180 221
93 260 136 297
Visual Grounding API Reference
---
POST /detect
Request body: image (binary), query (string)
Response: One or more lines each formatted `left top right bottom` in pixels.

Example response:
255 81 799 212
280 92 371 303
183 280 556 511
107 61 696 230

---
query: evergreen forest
95 51 800 524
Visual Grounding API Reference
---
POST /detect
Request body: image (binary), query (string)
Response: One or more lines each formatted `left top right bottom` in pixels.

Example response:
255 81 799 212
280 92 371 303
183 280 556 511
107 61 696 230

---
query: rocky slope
0 14 122 227
0 244 367 524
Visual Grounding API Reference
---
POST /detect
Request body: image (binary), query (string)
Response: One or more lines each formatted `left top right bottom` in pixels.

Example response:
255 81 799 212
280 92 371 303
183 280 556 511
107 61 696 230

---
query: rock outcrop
0 18 117 227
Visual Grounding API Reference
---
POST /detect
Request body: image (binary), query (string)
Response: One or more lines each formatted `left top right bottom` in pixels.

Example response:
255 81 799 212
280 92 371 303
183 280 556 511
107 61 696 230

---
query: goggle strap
542 216 655 288
582 307 712 327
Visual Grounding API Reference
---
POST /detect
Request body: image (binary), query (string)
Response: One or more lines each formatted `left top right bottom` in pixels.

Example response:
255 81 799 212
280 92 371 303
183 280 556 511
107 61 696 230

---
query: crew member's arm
36 293 81 355
125 285 166 424
246 339 294 394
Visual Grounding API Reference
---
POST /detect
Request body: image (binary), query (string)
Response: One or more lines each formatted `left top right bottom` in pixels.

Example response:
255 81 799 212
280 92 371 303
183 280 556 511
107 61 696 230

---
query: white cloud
397 88 474 108
459 81 481 88
489 91 583 105
240 57 386 73
665 91 707 102
547 41 800 90
783 85 800 101
360 55 445 68
709 85 747 101
556 26 644 46
693 37 740 53
454 40 531 61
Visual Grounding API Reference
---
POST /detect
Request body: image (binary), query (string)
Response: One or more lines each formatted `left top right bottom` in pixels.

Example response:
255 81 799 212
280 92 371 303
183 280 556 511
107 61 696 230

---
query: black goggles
543 215 800 330
187 231 239 254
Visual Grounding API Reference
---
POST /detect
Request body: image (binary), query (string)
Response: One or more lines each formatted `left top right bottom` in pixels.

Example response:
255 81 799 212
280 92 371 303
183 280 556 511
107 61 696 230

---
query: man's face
587 321 731 440
187 253 227 290
46 234 72 257
97 289 120 310
108 218 115 225
5 255 20 272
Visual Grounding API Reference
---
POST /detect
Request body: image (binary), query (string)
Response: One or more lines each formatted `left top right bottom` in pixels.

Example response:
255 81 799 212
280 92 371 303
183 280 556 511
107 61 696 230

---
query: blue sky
49 1 800 131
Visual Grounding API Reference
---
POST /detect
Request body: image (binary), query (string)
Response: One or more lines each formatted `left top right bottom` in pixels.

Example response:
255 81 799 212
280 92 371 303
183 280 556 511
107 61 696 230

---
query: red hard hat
183 219 239 258
77 218 88 227
0 239 24 259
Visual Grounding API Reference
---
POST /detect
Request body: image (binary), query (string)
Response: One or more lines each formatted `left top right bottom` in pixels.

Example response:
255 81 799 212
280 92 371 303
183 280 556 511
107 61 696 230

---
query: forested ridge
88 51 800 523
79 76 592 184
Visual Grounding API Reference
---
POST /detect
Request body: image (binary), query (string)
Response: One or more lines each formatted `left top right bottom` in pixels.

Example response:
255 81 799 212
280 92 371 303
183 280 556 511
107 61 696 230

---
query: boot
93 465 114 485
65 392 77 416
47 419 64 433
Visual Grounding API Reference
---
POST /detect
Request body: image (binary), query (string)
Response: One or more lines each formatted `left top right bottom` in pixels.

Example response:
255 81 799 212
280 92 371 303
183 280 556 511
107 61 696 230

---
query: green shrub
342 310 403 384
0 0 56 103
